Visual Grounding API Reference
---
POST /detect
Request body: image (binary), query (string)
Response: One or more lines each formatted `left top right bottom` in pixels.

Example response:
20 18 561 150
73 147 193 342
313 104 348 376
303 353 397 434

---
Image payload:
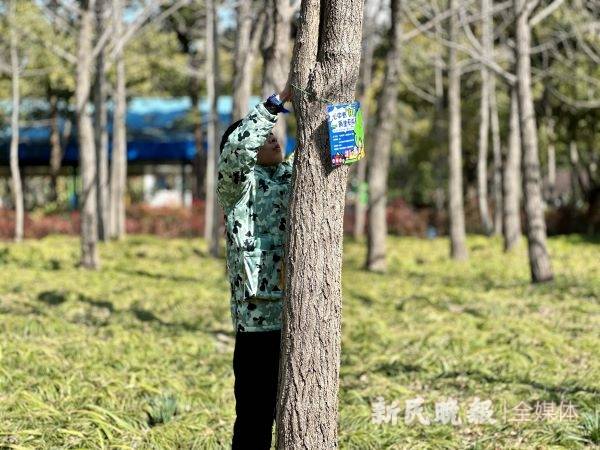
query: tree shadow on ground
130 306 203 332
37 290 68 306
117 268 202 283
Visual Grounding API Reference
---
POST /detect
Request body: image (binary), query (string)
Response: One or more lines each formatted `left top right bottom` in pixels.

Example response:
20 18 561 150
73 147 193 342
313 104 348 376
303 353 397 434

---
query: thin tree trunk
204 0 221 257
503 86 521 251
546 112 557 204
109 0 127 239
9 0 23 243
190 54 205 200
231 0 260 120
353 9 375 240
261 0 291 156
232 0 252 119
448 0 468 260
477 0 493 235
49 93 63 201
77 0 99 268
490 75 503 235
94 0 109 241
432 19 446 224
275 0 363 446
366 0 402 272
514 0 553 282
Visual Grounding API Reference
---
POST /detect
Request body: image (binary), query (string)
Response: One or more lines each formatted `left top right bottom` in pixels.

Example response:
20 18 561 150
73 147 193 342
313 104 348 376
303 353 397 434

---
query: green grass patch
0 234 598 448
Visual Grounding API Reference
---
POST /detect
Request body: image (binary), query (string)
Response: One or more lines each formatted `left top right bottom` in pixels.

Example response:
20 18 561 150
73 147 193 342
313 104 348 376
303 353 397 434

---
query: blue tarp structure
0 96 296 167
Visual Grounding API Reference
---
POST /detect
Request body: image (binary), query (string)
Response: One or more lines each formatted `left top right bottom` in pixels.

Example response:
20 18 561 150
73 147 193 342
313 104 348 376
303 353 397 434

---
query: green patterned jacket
216 102 293 332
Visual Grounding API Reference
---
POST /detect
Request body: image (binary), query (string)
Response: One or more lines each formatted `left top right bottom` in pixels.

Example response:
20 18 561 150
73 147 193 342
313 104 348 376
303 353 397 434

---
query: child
216 86 293 449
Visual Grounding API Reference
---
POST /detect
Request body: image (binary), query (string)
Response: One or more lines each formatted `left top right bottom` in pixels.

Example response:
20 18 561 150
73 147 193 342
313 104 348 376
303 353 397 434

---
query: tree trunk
477 0 493 235
366 0 402 272
514 0 553 282
261 0 291 157
447 0 468 260
275 0 363 447
77 0 99 268
546 113 557 204
204 0 221 257
94 0 109 241
190 55 205 200
432 19 446 226
49 93 63 202
9 0 23 243
490 80 503 235
232 0 265 121
353 8 375 240
503 86 521 251
109 0 127 239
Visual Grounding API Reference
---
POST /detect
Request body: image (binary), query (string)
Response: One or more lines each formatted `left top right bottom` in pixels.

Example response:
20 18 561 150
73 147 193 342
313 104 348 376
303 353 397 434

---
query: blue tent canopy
0 96 296 167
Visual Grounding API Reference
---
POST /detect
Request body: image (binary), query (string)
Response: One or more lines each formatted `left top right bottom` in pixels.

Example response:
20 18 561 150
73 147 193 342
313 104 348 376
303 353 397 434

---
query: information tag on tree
326 101 365 167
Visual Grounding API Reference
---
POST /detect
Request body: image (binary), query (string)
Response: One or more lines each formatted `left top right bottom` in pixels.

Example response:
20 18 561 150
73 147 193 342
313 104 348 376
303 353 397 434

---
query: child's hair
219 119 243 154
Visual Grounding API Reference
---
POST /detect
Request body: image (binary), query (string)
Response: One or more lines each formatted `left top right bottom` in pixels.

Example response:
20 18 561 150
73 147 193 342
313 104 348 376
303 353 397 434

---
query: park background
0 0 599 449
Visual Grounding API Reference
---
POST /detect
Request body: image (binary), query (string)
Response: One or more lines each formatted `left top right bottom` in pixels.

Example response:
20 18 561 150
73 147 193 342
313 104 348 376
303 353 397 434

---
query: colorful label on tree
326 101 365 167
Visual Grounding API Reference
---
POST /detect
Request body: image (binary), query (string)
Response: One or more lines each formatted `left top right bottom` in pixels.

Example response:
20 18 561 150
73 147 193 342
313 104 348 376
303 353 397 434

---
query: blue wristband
266 93 290 114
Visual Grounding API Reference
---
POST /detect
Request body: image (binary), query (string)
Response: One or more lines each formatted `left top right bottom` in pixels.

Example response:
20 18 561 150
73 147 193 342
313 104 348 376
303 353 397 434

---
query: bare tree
231 0 265 121
9 0 24 242
204 0 221 257
261 0 293 155
514 0 553 282
477 0 493 234
490 79 503 235
109 0 127 239
366 0 402 272
94 0 109 241
275 0 363 447
353 1 377 240
448 0 468 260
503 86 521 251
49 91 72 202
77 0 99 268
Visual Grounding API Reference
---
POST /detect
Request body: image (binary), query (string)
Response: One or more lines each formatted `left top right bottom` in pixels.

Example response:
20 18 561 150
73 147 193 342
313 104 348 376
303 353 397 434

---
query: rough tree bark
514 0 553 282
503 86 521 251
232 0 265 121
77 0 99 268
275 0 363 447
353 6 376 240
204 0 221 257
366 0 402 272
109 0 127 239
261 0 292 155
447 0 468 260
94 0 109 241
9 0 24 243
477 0 493 235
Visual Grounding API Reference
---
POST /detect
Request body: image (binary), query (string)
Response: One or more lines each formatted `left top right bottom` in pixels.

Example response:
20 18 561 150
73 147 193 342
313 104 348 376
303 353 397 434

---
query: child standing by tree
216 86 293 449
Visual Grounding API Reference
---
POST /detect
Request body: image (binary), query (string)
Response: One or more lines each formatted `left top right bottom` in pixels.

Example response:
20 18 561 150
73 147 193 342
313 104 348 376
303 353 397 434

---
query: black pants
231 329 282 450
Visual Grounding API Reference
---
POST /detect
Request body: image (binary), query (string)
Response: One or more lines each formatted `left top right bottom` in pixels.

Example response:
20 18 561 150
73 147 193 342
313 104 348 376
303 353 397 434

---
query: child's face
257 132 284 166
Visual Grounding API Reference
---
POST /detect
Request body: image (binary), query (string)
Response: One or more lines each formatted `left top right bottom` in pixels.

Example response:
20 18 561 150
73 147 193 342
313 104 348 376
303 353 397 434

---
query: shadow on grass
118 268 203 283
130 306 203 332
78 293 115 311
34 289 206 333
37 290 68 306
435 369 600 396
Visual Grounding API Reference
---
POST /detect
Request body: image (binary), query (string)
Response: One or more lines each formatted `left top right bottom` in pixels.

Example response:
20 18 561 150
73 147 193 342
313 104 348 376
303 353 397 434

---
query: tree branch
529 0 565 27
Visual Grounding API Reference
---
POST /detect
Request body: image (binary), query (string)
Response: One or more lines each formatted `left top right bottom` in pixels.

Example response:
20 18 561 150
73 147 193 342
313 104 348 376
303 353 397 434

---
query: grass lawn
0 234 598 449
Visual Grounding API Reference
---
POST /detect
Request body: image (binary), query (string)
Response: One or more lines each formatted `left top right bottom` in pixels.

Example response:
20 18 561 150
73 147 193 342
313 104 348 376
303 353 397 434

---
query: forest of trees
1 1 599 273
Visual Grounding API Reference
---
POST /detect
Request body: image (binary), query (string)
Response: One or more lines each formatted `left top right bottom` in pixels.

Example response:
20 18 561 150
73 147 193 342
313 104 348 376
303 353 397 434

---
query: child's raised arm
216 103 278 210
